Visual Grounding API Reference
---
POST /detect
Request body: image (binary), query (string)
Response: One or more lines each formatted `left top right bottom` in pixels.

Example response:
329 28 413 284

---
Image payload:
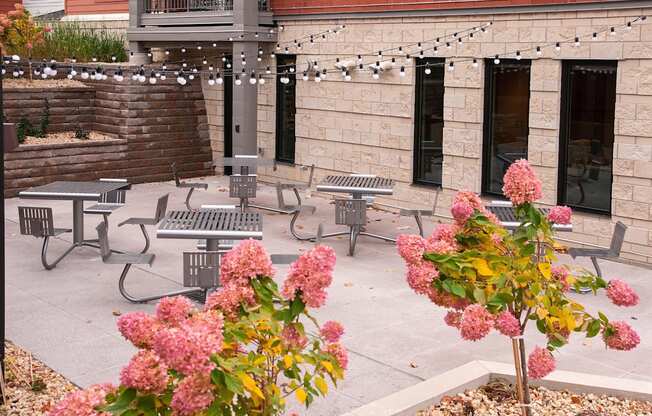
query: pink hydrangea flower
156 296 193 327
321 321 345 343
459 305 494 341
428 288 470 311
397 234 426 265
153 310 224 376
281 245 336 308
451 200 475 224
527 346 555 379
551 266 571 292
324 343 348 370
220 239 275 287
170 373 214 416
606 279 639 307
282 324 308 350
494 311 521 338
204 284 256 320
430 223 459 245
406 262 439 296
502 159 542 206
48 383 116 416
547 206 572 225
426 239 458 255
116 312 160 349
603 321 640 351
119 350 169 394
444 310 462 328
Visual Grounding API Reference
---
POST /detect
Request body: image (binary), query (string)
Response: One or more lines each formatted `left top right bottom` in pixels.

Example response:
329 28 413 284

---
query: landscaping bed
418 379 652 416
1 341 78 415
21 131 115 146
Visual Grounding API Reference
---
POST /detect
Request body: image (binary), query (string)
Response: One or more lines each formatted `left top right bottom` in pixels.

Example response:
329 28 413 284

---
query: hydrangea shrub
398 159 640 413
50 240 346 416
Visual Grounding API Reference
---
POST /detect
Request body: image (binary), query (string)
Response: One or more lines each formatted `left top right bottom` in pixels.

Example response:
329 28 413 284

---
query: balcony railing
143 0 269 13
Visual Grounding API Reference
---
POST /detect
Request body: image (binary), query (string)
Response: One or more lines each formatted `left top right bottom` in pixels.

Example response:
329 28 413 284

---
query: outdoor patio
4 176 651 415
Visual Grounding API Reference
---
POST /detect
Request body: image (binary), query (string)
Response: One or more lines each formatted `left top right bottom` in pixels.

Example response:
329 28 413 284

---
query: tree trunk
511 338 532 416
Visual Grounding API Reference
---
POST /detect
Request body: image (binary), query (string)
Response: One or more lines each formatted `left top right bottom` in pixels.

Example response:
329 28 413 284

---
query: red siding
270 0 620 15
65 0 128 15
0 0 21 14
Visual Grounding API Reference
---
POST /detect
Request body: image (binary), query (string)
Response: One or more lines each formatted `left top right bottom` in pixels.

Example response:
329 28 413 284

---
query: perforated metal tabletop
316 175 395 195
157 209 263 240
486 205 573 232
19 181 129 201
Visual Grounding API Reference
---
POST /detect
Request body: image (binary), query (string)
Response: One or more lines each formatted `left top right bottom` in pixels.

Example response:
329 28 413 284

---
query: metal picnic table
315 174 396 255
19 180 131 265
157 209 263 250
486 203 573 232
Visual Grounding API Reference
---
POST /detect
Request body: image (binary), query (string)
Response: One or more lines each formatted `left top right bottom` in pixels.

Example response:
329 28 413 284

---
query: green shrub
29 21 127 63
16 98 50 142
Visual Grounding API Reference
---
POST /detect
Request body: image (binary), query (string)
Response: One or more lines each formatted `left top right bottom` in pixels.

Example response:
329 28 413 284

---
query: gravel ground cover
3 79 89 89
418 379 652 416
0 341 78 415
21 131 116 145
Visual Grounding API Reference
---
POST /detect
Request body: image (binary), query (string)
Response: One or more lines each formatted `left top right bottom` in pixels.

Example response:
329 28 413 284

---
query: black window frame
481 58 532 198
557 60 618 216
223 55 233 175
412 57 445 187
275 54 297 164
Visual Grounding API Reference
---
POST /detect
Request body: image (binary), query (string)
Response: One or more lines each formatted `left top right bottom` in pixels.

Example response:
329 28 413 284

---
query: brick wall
203 6 652 262
4 80 213 196
3 87 96 133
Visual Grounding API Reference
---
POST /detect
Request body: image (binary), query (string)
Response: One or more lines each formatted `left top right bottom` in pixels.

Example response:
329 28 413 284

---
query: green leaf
212 369 226 387
473 288 486 304
290 297 306 320
536 319 547 334
598 311 609 324
224 372 244 394
103 388 136 412
587 319 601 338
488 292 513 306
136 395 156 416
449 282 466 298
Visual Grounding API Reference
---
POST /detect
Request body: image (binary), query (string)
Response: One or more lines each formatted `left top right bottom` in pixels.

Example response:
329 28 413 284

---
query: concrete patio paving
4 176 652 415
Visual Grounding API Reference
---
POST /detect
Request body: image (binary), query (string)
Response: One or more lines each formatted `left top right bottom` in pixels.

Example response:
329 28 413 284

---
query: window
558 61 617 214
413 58 445 186
482 59 531 196
275 54 296 164
223 55 233 175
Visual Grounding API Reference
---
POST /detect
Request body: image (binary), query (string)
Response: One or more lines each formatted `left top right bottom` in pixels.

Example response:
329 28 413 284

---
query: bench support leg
41 237 76 270
118 263 205 303
185 188 196 211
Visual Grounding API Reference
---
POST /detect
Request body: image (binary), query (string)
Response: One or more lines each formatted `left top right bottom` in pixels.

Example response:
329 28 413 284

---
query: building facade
128 0 652 262
62 0 128 31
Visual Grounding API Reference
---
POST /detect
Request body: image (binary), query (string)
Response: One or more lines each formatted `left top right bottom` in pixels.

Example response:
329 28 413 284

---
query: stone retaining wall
3 87 96 133
3 79 213 196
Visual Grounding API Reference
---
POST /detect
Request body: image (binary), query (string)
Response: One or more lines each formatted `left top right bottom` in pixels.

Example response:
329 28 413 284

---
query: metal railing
143 0 269 13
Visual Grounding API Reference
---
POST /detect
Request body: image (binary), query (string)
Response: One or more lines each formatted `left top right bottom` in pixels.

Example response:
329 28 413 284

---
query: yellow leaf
239 373 265 400
296 388 307 404
536 308 549 320
473 259 493 276
538 263 552 279
315 376 328 395
283 354 293 368
321 360 334 373
294 354 304 363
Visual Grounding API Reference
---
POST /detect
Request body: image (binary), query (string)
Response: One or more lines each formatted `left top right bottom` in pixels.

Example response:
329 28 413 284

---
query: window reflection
276 55 296 164
482 60 531 196
559 61 617 214
414 58 445 186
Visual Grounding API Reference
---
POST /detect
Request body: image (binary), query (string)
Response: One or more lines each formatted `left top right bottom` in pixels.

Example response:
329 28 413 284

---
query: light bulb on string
448 62 454 71
12 68 19 78
182 60 187 68
419 50 424 58
457 37 463 44
92 57 97 62
314 71 321 82
610 27 616 35
249 70 257 84
574 37 580 47
197 45 202 50
177 73 187 86
417 42 422 50
494 55 500 64
258 74 266 85
400 66 406 77
67 68 73 79
222 55 227 62
345 70 351 81
165 49 170 55
424 63 431 75
149 71 157 84
111 55 117 62
138 69 146 83
188 73 195 80
536 46 542 56
131 70 138 81
398 46 403 54
226 61 232 69
472 58 478 68
313 61 319 70
70 66 77 77
266 66 271 74
208 72 215 86
181 48 186 53
114 67 124 82
555 42 561 52
446 42 451 49
81 68 90 80
289 66 295 73
208 65 214 72
302 71 309 81
270 53 276 59
216 71 223 85
213 43 217 47
592 32 598 40
358 63 364 70
71 57 76 63
516 50 522 60
202 56 208 65
192 65 198 73
372 68 379 80
357 54 363 63
626 21 632 31
434 46 439 55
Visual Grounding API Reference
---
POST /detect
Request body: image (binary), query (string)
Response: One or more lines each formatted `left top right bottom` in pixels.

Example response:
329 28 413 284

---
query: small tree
49 241 347 416
0 3 48 80
398 159 640 416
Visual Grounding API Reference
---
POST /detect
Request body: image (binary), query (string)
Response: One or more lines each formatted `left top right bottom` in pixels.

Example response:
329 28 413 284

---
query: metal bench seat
84 203 124 215
18 206 73 270
118 194 169 254
83 178 128 227
568 221 627 279
250 164 316 214
103 252 155 266
171 162 208 211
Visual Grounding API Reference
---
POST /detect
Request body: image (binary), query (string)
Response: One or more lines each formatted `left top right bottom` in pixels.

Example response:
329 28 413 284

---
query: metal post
206 239 219 251
72 200 84 243
1 47 5 382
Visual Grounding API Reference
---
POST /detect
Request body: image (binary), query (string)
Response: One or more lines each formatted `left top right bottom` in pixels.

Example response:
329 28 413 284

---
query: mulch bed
3 79 89 89
21 131 116 146
418 379 652 416
0 341 78 415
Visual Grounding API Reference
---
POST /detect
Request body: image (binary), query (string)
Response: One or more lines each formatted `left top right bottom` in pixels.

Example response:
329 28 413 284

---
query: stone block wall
3 87 96 133
4 79 213 196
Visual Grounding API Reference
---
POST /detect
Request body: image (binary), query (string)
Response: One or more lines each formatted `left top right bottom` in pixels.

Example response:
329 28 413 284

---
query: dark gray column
128 0 151 65
231 41 259 156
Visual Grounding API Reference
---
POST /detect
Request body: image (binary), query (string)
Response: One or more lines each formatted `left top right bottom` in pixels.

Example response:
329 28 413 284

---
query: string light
536 46 542 56
574 37 580 47
472 58 478 68
448 61 454 71
555 42 561 51
494 55 500 64
400 66 406 77
424 63 431 75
